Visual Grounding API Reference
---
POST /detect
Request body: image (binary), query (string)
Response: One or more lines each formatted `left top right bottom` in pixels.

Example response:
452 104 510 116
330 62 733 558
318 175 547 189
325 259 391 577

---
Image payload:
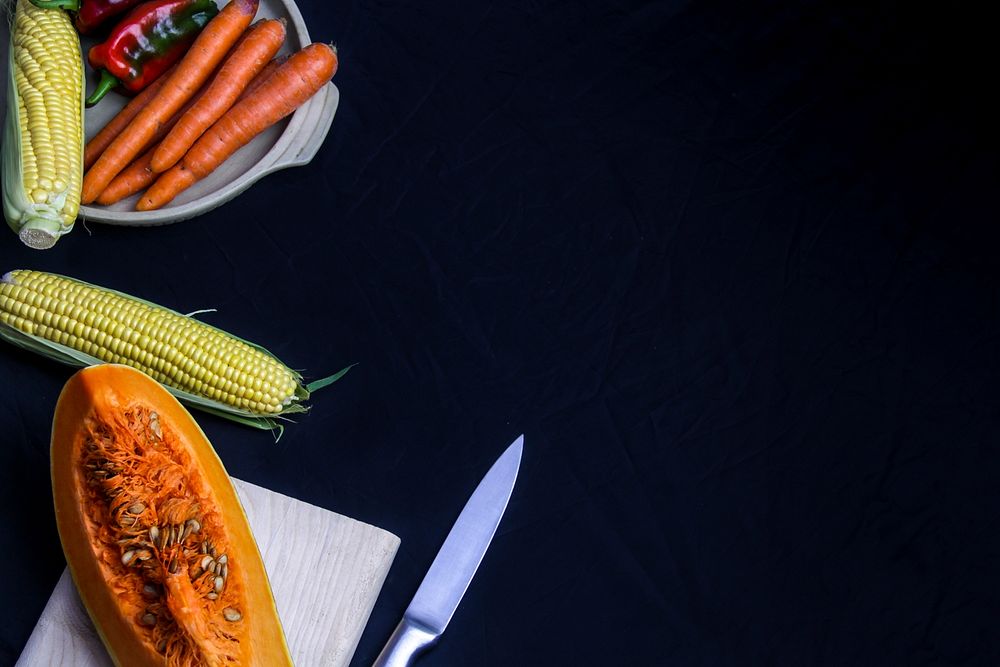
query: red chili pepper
74 0 147 35
86 0 219 106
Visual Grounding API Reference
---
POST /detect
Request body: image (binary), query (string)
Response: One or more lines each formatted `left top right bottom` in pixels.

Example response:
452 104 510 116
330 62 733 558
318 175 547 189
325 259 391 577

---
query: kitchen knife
373 435 524 667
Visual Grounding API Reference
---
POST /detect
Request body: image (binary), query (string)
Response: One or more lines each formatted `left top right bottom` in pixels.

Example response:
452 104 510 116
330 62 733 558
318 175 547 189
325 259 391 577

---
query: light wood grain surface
16 478 400 666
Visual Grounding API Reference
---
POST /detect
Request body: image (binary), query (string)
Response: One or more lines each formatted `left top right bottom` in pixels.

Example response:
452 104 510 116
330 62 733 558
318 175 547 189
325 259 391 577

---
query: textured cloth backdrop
1 0 998 665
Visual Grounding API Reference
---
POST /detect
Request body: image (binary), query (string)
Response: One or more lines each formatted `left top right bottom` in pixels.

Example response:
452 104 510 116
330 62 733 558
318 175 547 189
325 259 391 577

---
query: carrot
135 163 198 211
85 35 245 176
81 0 260 204
141 165 198 209
91 43 250 206
83 65 176 169
137 42 337 211
237 54 288 102
212 16 266 67
94 95 198 205
152 17 286 173
91 24 261 207
95 150 158 206
92 41 253 206
231 17 265 49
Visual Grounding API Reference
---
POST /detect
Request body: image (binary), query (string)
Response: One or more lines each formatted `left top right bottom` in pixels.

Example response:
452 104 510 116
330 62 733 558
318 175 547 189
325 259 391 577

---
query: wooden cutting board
16 478 400 666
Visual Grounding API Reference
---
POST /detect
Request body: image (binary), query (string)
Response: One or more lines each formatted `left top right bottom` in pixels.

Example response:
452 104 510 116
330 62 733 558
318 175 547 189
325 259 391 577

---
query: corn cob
3 0 84 249
0 270 351 430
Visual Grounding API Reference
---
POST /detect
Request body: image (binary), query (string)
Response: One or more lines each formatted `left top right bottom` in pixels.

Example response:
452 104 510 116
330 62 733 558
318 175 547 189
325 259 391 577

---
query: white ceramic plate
3 0 338 226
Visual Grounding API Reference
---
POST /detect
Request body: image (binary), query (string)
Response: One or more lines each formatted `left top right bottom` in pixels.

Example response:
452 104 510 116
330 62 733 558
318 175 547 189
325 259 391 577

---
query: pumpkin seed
140 612 156 626
121 550 135 565
214 576 224 592
206 592 218 600
223 607 242 622
149 412 162 438
149 525 160 545
183 518 201 540
201 555 214 570
128 502 145 515
221 563 228 580
142 584 159 599
217 554 227 565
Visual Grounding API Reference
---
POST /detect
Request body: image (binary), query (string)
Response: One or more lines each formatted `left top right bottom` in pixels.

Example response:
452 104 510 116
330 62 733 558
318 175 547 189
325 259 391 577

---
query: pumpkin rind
51 364 293 666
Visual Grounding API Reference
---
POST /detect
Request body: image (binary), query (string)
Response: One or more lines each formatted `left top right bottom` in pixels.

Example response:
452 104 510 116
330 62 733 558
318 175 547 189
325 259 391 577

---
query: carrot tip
234 0 258 14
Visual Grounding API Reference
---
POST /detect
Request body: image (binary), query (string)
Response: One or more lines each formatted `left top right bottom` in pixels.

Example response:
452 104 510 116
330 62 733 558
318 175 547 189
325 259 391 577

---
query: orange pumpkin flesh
51 364 293 666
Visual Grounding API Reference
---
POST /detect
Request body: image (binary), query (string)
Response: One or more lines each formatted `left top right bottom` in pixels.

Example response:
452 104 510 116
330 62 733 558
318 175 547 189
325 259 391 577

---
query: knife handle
372 618 439 667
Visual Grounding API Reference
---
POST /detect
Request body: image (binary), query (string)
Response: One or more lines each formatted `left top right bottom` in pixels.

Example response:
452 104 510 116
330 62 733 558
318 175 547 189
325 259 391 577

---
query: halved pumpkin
51 364 293 666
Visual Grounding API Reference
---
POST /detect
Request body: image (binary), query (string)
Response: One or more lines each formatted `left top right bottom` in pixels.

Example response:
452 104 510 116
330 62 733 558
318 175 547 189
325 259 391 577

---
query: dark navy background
2 0 999 664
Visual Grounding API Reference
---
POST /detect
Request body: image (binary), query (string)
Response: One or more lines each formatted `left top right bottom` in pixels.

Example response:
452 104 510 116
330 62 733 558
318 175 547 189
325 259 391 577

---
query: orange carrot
237 54 288 102
91 51 245 206
95 150 158 206
137 43 337 211
83 65 176 169
85 47 237 176
141 165 198 209
81 0 260 204
231 16 265 48
182 43 337 180
90 26 256 207
94 94 198 205
95 30 273 207
152 17 286 173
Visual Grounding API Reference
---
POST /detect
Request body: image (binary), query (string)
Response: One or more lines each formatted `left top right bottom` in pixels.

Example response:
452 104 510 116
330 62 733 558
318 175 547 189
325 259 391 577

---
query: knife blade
373 434 524 667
